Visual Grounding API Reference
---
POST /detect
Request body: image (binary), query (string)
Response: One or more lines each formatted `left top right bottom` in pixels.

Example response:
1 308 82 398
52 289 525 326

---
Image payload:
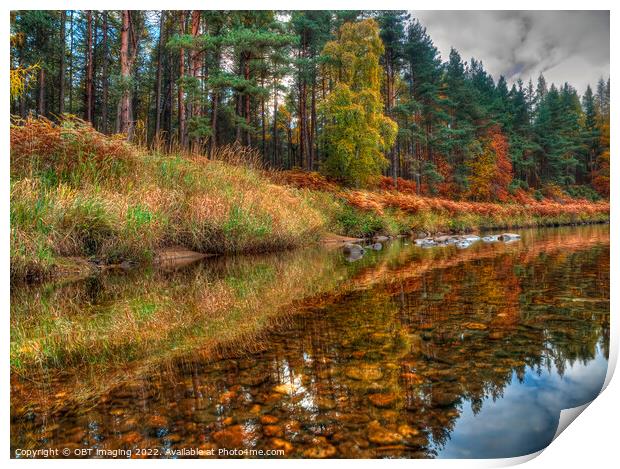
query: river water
10 225 610 459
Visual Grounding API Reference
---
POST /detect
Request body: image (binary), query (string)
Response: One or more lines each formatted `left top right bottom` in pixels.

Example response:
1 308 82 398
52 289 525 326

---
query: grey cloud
412 10 610 93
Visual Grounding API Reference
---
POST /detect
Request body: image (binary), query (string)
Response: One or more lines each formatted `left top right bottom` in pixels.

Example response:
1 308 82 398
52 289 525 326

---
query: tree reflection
11 226 609 458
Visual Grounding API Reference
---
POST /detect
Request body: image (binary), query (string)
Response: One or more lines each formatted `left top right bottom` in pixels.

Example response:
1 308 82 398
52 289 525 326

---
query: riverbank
11 118 325 283
10 118 610 284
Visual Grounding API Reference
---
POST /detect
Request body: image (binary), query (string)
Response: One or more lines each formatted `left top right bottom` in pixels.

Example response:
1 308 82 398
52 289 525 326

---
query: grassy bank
10 118 324 282
10 117 609 283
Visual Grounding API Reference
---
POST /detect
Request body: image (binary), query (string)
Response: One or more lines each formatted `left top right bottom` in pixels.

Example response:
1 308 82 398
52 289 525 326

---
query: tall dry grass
10 117 325 282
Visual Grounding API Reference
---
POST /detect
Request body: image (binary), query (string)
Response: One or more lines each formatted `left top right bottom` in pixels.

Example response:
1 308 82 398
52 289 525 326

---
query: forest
10 10 610 198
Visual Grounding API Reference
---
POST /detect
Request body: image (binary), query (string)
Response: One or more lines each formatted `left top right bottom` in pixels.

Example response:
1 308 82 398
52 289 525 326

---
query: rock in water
367 421 404 445
303 443 337 458
343 243 365 262
345 364 383 381
414 238 435 246
368 393 397 408
500 233 521 241
212 425 250 447
343 243 364 254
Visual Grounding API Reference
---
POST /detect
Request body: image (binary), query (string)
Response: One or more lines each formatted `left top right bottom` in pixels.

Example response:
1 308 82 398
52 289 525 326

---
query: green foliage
321 19 398 187
565 185 601 202
334 205 384 237
422 162 444 195
126 204 154 231
63 196 113 255
223 205 272 241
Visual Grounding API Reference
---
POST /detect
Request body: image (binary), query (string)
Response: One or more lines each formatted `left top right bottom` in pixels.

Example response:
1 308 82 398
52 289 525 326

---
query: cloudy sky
412 11 610 95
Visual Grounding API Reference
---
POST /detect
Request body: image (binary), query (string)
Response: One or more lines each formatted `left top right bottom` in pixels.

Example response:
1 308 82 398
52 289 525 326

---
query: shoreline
11 218 610 287
10 118 609 286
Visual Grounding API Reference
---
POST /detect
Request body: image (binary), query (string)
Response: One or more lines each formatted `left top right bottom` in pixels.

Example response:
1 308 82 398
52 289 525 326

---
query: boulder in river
345 364 383 381
367 420 404 445
500 233 521 241
368 393 397 408
343 243 364 262
343 243 364 255
482 235 500 242
373 235 389 242
414 238 436 247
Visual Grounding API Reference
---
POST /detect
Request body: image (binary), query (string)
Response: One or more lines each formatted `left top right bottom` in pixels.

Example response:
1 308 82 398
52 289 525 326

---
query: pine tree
400 20 445 192
581 85 600 184
377 10 409 183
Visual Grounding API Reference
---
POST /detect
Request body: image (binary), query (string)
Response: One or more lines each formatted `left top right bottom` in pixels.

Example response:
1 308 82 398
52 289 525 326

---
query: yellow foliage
321 19 398 187
10 64 39 100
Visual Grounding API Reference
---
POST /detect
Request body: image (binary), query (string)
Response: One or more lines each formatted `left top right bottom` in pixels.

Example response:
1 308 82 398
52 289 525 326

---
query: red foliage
272 164 608 222
489 129 513 202
342 189 608 220
269 170 340 192
379 176 418 194
467 126 513 202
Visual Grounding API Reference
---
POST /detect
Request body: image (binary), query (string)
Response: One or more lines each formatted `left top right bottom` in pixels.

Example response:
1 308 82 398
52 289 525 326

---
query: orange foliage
592 151 610 198
273 166 608 221
467 126 512 202
11 115 135 177
342 189 609 220
269 170 340 192
541 183 572 203
379 176 418 194
592 117 610 198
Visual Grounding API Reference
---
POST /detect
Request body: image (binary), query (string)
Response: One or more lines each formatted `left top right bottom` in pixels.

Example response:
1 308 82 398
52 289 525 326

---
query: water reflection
11 226 610 458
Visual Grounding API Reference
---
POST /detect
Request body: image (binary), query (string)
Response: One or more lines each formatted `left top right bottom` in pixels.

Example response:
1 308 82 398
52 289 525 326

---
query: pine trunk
177 11 186 147
244 54 251 147
68 10 74 113
38 67 45 115
101 11 109 133
59 11 66 114
273 84 278 167
85 10 93 123
119 10 132 136
154 10 165 139
310 80 317 170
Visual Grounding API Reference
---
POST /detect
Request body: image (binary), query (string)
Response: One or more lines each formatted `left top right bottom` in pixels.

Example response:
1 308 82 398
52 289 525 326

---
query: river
10 225 610 459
